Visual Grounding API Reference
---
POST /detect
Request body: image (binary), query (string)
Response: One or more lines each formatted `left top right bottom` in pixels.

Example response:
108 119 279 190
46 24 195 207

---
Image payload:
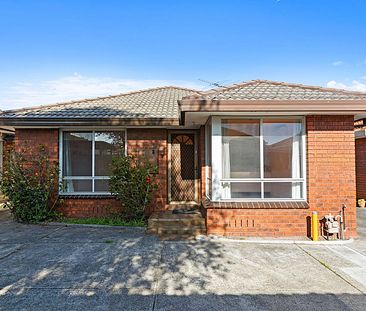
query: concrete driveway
0 209 366 310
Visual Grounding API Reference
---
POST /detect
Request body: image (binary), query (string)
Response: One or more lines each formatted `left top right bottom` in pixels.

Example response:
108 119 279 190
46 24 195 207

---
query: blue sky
0 0 366 109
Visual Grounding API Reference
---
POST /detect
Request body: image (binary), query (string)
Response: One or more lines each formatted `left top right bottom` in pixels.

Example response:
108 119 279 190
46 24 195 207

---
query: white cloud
0 73 203 110
332 60 343 66
326 80 366 92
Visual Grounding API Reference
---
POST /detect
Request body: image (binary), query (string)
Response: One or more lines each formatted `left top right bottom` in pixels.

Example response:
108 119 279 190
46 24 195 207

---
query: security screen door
169 133 197 202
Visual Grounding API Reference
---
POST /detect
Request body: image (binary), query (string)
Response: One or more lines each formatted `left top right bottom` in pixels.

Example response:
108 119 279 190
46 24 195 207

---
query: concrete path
0 214 366 310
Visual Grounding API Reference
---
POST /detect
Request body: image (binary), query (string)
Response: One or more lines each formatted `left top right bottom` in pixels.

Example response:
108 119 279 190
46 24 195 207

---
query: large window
215 117 304 201
61 131 125 194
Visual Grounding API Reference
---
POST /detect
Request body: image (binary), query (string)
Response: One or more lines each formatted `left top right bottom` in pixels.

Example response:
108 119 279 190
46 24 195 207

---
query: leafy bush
0 145 59 223
109 155 158 220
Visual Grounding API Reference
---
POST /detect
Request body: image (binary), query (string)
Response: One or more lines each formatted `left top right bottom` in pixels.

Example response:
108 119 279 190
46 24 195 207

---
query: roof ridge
199 80 259 95
3 85 200 114
181 80 259 99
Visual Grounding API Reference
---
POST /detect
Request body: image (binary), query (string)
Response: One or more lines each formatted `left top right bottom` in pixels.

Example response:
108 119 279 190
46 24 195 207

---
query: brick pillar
127 128 168 213
306 115 357 237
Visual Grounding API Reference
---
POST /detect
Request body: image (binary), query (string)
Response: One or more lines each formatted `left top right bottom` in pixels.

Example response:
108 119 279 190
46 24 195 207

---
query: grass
59 217 146 227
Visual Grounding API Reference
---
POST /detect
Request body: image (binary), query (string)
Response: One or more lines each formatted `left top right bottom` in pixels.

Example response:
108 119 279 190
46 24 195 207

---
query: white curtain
291 123 301 199
63 136 74 192
222 141 231 199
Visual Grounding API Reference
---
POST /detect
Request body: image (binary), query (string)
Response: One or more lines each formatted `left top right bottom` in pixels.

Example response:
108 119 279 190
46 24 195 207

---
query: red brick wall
207 115 357 238
15 129 59 162
207 209 311 237
58 198 123 218
356 137 366 200
127 128 168 213
307 115 356 235
14 128 169 218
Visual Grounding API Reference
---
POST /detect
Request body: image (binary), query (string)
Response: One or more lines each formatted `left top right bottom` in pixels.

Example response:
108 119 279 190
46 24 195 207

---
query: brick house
1 80 366 237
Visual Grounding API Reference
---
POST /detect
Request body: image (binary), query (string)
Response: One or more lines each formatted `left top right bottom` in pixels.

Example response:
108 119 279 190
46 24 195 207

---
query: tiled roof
186 80 366 101
2 80 366 126
1 86 197 120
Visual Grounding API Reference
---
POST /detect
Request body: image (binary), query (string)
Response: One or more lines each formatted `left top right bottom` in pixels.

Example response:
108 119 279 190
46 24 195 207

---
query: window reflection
263 120 302 178
95 131 125 176
222 119 260 179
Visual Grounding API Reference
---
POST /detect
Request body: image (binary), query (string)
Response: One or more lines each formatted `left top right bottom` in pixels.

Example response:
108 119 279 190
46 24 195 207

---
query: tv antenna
198 79 241 89
198 79 228 88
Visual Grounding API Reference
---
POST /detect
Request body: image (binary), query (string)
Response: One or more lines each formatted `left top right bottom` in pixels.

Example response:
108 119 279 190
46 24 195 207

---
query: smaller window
61 130 125 194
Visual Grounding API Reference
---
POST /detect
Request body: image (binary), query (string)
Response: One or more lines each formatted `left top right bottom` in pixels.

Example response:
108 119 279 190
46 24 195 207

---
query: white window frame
211 116 307 202
59 129 127 195
204 118 212 199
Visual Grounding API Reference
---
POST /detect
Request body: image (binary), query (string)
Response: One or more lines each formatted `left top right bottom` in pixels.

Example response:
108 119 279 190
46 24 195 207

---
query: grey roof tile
1 86 198 120
186 80 366 101
2 80 366 124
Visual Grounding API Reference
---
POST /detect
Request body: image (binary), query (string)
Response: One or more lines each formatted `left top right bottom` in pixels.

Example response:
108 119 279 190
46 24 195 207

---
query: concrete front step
167 203 199 210
147 210 206 239
147 224 206 234
148 218 205 227
158 234 204 241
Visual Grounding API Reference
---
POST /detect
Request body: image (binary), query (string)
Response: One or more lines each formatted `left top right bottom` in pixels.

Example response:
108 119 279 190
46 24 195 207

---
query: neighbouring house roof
0 86 198 126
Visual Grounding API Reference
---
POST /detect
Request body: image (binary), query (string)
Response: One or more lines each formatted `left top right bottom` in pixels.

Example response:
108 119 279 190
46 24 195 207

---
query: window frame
59 129 127 195
205 118 212 199
210 116 307 202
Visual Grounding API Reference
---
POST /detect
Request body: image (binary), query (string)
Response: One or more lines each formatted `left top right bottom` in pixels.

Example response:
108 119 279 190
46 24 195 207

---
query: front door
169 132 198 203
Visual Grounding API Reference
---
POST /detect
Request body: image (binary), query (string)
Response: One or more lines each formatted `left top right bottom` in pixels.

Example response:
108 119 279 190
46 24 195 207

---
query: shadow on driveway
0 219 365 310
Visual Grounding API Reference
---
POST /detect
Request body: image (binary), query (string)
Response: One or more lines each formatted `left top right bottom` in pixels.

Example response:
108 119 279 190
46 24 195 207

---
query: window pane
222 119 260 178
264 182 303 199
63 180 92 192
263 119 302 178
63 132 92 176
222 182 261 199
95 180 110 192
95 131 125 176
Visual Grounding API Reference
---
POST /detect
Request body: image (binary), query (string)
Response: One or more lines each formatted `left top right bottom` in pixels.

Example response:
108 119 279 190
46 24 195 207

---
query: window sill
202 199 309 209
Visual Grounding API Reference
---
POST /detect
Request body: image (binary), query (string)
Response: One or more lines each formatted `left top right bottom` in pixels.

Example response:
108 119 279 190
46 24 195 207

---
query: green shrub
109 155 158 221
0 145 59 223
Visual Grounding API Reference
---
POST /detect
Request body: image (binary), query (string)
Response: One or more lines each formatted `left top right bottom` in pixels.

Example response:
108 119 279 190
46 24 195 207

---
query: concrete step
159 228 206 235
148 218 205 227
159 234 203 241
149 224 206 234
167 203 200 211
147 210 206 239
